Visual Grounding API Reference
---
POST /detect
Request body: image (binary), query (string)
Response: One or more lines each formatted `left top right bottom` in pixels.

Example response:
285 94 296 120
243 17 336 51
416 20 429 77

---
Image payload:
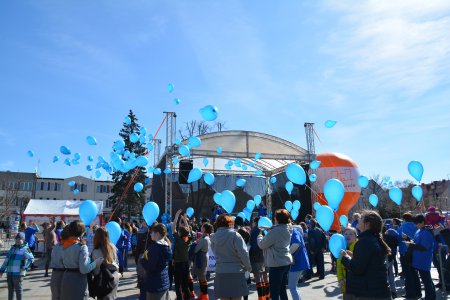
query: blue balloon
291 209 299 221
286 163 307 185
53 155 59 163
203 173 215 185
199 105 219 121
242 164 248 171
139 135 146 144
369 194 378 207
73 189 79 195
227 160 234 166
203 158 209 167
213 192 222 205
258 217 272 229
329 234 347 258
179 145 190 157
270 177 277 184
188 136 202 148
175 138 181 145
339 215 348 227
95 170 101 179
285 181 294 195
79 200 98 226
68 180 75 187
358 175 369 188
412 185 423 202
27 150 34 157
243 208 252 221
236 178 246 187
113 140 125 151
293 200 301 211
224 164 231 170
86 136 97 146
309 174 317 182
249 161 255 167
136 156 149 167
389 187 402 206
408 161 424 182
74 152 81 160
144 178 150 184
216 147 222 154
173 98 181 105
188 167 203 183
254 195 262 206
167 83 175 93
186 207 194 218
140 127 147 135
60 146 71 155
254 152 261 160
143 201 160 225
163 168 171 174
105 221 121 245
153 168 162 175
316 205 334 231
324 178 345 211
173 157 179 165
285 201 293 212
72 159 80 165
130 133 140 143
86 165 93 171
313 202 321 210
88 155 94 162
246 200 256 211
310 160 321 170
124 116 131 125
134 182 144 192
325 120 337 128
255 169 263 176
237 212 246 220
221 190 236 214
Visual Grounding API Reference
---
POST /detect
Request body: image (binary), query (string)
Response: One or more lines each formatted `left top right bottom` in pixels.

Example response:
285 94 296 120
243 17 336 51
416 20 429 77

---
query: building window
57 183 61 191
101 185 107 193
80 184 87 193
40 182 44 190
50 183 55 191
97 185 101 193
107 185 110 193
47 182 51 191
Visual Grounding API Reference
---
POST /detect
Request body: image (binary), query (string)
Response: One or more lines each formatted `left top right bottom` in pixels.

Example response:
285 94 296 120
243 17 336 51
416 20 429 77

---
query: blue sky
0 0 449 183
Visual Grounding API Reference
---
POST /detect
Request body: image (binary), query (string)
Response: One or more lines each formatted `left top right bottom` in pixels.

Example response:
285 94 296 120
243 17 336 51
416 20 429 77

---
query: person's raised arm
172 210 182 234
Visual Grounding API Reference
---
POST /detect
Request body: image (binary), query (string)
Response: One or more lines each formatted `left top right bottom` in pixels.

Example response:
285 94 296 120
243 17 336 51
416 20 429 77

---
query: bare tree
0 174 32 224
178 120 227 140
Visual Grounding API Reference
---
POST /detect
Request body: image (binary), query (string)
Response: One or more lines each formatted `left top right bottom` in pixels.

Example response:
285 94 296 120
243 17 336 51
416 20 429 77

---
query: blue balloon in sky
173 157 179 165
412 185 423 202
246 200 256 211
73 189 79 195
174 138 181 145
95 170 101 179
79 200 98 226
358 175 369 188
313 202 321 210
285 181 294 195
286 163 306 185
153 168 162 175
64 158 71 166
86 165 93 171
310 160 321 170
258 217 272 229
124 116 131 125
203 172 215 186
389 187 402 206
27 150 34 157
216 147 222 154
237 212 246 220
293 200 301 211
213 193 222 206
113 140 125 151
53 156 59 163
60 146 71 155
309 174 317 182
254 152 261 160
203 158 209 167
140 127 147 135
68 180 75 187
408 160 424 182
130 133 140 143
163 168 171 174
173 98 181 105
242 164 248 171
74 152 81 160
105 221 121 245
369 194 378 207
167 83 175 93
188 136 202 148
329 234 347 259
88 155 94 162
291 209 299 221
254 195 262 206
187 167 203 183
243 208 252 221
324 178 345 211
255 169 263 176
144 178 150 184
316 205 334 232
270 177 277 184
221 190 236 214
186 207 194 218
199 105 219 121
86 136 97 146
142 202 160 226
284 201 293 212
136 156 149 167
134 182 144 192
178 145 190 157
325 120 337 128
236 178 246 187
339 215 348 227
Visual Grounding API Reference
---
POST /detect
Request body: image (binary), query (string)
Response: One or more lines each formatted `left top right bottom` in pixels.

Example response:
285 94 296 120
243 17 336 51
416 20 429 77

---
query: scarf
62 237 79 249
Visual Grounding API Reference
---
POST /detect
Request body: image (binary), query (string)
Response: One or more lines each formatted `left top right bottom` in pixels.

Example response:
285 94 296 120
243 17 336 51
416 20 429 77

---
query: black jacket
308 227 326 253
342 230 391 298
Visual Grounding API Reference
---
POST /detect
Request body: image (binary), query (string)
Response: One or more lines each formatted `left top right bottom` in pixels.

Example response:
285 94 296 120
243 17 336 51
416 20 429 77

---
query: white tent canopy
24 199 103 216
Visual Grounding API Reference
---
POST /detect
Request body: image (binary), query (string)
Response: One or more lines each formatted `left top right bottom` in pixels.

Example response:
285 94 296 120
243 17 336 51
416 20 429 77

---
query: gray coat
211 228 251 273
50 244 64 300
257 224 293 267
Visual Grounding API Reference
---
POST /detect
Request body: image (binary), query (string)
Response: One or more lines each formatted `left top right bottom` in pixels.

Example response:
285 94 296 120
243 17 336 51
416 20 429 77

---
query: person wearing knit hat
0 231 34 300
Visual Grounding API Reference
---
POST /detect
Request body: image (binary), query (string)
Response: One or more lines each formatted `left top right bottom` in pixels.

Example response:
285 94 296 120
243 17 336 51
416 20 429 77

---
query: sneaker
391 291 397 299
435 283 442 289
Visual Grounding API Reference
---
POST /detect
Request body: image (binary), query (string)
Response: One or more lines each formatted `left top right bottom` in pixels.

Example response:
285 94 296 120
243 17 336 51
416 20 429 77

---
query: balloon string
108 115 168 222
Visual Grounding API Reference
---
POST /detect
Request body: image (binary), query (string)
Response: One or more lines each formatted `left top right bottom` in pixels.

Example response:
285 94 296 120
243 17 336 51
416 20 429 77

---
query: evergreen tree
109 110 148 219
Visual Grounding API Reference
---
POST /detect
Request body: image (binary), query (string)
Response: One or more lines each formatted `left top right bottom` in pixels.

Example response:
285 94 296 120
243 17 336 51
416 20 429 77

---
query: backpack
88 263 117 298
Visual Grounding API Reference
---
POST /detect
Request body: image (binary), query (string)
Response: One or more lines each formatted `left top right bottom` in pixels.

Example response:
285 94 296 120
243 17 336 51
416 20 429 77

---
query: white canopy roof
24 199 103 216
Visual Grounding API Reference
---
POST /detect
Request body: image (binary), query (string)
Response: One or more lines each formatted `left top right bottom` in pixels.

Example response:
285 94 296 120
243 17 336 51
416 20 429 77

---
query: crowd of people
0 204 449 300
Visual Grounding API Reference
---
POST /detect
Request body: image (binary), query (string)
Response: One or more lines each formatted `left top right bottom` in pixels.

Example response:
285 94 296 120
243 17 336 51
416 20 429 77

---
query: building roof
23 199 103 216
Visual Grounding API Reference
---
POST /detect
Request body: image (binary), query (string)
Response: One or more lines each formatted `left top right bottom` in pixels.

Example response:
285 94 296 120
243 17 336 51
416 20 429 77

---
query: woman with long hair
340 210 392 300
91 227 120 299
59 220 103 300
140 223 172 300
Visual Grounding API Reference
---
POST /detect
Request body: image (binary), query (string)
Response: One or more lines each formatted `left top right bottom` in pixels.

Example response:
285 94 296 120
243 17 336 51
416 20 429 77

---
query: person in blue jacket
288 225 310 300
397 212 418 295
21 221 40 270
403 214 436 300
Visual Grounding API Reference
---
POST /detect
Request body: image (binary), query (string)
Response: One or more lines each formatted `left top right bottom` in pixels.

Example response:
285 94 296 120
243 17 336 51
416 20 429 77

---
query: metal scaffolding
304 122 318 213
164 112 177 215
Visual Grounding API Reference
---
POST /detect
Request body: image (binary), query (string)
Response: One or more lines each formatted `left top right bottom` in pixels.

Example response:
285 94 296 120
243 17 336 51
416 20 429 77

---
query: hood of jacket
211 227 235 246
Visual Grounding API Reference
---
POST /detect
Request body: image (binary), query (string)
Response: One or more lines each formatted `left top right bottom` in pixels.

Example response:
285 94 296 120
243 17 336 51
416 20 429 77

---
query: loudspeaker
178 160 193 184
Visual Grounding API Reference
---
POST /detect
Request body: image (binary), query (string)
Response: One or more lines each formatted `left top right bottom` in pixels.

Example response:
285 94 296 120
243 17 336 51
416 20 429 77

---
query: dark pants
7 274 23 300
311 251 325 278
404 263 419 297
45 248 53 272
117 249 124 273
174 261 190 300
169 263 175 289
269 265 290 300
411 269 436 300
123 249 128 270
432 248 446 285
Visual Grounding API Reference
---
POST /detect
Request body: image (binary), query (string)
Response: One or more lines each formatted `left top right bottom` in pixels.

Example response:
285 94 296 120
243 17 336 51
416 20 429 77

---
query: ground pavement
0 254 447 299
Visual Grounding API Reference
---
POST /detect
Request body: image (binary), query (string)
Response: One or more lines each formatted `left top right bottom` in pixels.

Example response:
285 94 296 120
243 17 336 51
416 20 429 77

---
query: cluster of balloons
284 200 301 220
